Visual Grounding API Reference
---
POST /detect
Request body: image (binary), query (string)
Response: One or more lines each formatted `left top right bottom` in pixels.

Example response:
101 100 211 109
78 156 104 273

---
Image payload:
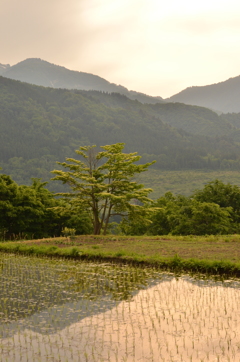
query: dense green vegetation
0 174 91 240
2 59 240 362
219 112 240 129
52 143 155 235
84 90 240 138
2 165 240 239
121 180 240 236
2 76 240 187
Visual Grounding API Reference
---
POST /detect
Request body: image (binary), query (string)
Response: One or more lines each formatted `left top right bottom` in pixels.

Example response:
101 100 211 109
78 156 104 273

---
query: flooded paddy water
0 254 240 362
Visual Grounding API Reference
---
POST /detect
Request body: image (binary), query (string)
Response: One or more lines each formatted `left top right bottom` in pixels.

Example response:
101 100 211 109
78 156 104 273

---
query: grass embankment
1 234 240 277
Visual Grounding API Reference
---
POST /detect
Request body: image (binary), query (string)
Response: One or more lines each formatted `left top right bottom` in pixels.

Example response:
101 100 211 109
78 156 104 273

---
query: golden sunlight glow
2 0 240 97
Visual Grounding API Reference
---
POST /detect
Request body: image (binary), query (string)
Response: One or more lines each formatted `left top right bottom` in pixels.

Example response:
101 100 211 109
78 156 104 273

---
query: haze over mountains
168 76 240 114
1 58 240 190
0 58 164 105
1 58 240 113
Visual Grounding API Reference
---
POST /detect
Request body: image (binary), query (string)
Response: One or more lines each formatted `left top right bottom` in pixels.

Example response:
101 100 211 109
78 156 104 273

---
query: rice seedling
0 253 240 361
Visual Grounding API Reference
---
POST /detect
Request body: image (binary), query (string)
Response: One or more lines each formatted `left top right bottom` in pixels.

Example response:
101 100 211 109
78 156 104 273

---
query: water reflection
0 254 171 337
1 254 240 361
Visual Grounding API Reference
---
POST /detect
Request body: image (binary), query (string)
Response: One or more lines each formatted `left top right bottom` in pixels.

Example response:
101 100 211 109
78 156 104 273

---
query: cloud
1 0 240 97
0 0 85 65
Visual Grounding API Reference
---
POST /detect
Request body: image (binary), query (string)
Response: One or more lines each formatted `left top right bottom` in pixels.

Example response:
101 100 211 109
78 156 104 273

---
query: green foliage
61 227 76 237
184 201 232 235
0 174 91 240
52 143 155 235
2 77 240 188
193 179 240 209
220 113 240 129
145 102 233 137
119 203 158 236
123 180 240 236
193 179 240 231
149 192 233 236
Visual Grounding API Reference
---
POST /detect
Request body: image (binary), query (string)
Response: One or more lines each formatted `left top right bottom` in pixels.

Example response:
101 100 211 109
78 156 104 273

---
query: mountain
3 58 240 114
0 63 10 75
2 76 240 188
167 75 240 114
0 58 164 104
85 90 240 138
219 113 240 129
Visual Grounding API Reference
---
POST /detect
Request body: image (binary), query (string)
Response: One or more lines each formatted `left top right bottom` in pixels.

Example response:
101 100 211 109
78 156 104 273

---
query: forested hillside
0 58 164 105
3 58 240 114
219 113 240 129
1 76 240 187
87 91 237 137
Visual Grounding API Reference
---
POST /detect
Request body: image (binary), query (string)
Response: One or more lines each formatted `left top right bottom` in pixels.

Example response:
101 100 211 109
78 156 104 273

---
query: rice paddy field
1 252 240 362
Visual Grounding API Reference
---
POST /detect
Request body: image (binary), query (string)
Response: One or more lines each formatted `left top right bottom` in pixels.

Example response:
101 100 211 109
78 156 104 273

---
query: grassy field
1 234 240 276
137 169 240 198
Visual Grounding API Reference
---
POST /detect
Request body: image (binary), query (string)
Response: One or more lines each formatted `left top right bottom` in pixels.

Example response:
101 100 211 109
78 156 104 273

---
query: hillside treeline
2 77 240 186
1 174 240 239
0 174 91 240
124 180 240 236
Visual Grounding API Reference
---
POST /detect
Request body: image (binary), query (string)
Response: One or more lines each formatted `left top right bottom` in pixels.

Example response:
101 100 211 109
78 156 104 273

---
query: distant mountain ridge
0 63 10 74
2 58 240 113
0 58 164 105
167 76 240 113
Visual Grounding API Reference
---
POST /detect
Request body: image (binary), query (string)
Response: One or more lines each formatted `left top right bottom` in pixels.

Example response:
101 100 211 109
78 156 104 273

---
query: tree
0 175 47 239
147 192 232 236
193 180 240 209
51 143 155 235
189 201 232 235
193 179 240 231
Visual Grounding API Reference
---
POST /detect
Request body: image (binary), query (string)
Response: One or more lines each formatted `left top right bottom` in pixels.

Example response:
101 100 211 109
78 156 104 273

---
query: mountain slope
0 63 10 75
167 75 240 113
1 58 164 104
2 76 240 187
3 58 240 114
219 113 240 129
87 91 234 137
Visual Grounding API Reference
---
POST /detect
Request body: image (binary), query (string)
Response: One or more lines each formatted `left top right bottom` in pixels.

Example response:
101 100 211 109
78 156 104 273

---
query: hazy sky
1 0 240 98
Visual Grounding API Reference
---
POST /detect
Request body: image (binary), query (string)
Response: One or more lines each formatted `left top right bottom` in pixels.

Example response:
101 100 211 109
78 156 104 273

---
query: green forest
123 179 240 236
0 174 92 240
2 137 240 241
2 76 240 189
2 75 240 240
1 171 240 240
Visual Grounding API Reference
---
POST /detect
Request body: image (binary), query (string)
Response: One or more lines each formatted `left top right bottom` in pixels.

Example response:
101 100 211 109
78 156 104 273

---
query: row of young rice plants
0 253 240 361
1 240 240 277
